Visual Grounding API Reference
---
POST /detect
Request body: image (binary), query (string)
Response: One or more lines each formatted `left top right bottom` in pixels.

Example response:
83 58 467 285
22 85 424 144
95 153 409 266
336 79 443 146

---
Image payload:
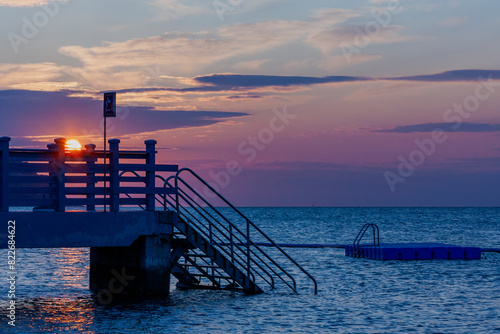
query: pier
0 137 317 299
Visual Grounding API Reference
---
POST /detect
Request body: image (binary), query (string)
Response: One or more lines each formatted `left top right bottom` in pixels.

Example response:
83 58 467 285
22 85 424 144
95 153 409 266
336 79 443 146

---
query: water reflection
0 208 498 333
0 297 95 333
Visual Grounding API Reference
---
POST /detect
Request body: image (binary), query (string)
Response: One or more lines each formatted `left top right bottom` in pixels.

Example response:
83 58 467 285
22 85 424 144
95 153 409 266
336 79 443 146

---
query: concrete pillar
89 236 172 303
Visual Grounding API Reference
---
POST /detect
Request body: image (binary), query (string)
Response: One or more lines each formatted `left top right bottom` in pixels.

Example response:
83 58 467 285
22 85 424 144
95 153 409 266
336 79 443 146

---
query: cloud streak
388 70 500 82
375 122 500 133
194 74 368 88
113 69 500 95
0 90 248 142
0 0 68 6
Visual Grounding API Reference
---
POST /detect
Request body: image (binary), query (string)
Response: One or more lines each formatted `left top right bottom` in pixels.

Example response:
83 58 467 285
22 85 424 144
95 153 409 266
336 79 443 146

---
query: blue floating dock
345 243 482 261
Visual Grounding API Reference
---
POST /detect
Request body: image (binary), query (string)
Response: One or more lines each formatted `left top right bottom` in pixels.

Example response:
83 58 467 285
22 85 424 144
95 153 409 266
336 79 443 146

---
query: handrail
171 173 296 290
169 176 295 291
119 170 145 210
120 166 317 294
172 168 318 294
118 172 169 211
164 181 277 289
168 181 288 291
353 223 380 258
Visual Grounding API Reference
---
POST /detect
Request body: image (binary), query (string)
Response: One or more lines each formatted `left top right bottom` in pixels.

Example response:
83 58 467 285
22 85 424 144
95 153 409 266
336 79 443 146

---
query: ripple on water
0 208 499 333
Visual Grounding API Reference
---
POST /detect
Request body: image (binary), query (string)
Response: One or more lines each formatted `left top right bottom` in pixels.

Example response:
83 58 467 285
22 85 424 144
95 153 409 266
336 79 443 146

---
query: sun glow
65 139 82 151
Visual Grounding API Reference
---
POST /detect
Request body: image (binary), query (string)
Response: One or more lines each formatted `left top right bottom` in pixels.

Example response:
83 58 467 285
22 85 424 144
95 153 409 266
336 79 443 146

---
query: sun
65 139 82 151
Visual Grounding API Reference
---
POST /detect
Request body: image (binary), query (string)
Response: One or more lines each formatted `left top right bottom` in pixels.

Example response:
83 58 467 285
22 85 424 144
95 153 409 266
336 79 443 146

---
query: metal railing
353 223 380 258
0 137 178 212
161 168 317 294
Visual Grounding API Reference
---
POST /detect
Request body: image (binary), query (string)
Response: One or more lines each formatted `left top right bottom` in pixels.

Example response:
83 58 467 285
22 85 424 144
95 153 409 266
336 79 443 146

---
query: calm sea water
1 207 499 333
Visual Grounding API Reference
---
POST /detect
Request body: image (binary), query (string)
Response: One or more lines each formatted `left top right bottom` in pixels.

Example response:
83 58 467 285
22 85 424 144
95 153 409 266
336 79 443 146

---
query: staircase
139 168 317 294
170 216 262 294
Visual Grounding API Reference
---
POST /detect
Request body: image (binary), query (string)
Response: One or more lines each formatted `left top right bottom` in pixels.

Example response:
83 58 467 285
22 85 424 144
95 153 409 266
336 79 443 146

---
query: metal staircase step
183 253 209 258
178 263 219 268
191 274 233 280
171 264 199 285
176 282 234 291
172 216 263 294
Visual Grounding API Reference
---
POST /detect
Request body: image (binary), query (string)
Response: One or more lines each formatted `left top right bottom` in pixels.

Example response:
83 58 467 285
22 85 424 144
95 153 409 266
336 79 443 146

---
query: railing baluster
0 137 10 212
109 139 120 212
47 143 57 210
145 140 156 211
85 144 96 211
54 138 66 212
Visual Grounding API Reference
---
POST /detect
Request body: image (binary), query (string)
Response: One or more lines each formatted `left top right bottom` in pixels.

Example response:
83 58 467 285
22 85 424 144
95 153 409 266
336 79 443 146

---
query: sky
1 0 499 206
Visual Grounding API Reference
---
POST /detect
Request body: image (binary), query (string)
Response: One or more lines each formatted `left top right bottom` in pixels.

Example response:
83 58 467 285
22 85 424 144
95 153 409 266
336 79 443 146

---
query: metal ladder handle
173 176 298 291
175 170 315 294
119 170 145 210
246 215 318 294
176 168 317 294
168 178 286 290
154 174 168 209
353 224 380 257
119 171 169 210
173 191 277 288
175 184 239 255
173 171 314 294
354 223 379 248
178 212 268 286
175 185 268 258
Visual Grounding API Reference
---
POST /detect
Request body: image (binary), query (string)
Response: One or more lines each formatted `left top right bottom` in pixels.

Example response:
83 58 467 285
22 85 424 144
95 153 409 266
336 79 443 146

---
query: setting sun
65 139 82 151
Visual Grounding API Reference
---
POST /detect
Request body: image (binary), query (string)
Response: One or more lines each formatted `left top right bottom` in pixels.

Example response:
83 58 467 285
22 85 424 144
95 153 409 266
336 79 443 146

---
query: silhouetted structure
0 137 317 299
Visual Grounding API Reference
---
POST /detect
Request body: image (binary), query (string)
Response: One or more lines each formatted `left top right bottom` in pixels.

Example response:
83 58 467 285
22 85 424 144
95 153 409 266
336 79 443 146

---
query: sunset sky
1 0 499 206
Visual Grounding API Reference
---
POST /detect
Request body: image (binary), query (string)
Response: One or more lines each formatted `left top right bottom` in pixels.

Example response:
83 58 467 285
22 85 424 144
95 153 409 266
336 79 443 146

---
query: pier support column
90 235 172 303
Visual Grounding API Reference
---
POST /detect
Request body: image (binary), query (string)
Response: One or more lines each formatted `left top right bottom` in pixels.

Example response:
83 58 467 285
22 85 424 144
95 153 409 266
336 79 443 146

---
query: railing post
145 140 157 211
108 139 120 212
85 144 96 211
0 137 11 212
54 138 66 212
47 143 57 210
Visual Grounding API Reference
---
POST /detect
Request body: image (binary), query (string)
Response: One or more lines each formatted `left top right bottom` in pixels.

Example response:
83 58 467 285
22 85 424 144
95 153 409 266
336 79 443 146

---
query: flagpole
103 92 116 213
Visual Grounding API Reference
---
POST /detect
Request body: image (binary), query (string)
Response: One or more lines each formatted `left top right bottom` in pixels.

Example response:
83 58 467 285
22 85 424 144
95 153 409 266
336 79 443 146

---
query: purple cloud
0 90 248 140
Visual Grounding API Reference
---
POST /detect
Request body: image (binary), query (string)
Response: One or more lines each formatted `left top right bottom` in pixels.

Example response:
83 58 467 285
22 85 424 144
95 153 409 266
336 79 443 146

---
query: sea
0 207 499 333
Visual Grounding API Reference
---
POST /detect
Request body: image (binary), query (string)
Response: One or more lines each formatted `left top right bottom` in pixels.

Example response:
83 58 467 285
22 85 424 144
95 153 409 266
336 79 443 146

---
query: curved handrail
118 171 168 210
170 175 296 291
353 223 380 258
172 168 318 294
164 178 280 289
119 170 145 210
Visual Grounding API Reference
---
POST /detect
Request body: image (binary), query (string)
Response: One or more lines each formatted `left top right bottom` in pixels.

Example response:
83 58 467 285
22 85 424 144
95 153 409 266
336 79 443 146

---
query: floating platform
345 243 482 261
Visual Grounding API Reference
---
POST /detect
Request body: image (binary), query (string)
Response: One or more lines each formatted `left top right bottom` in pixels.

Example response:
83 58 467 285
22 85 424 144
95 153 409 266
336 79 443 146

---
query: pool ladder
352 223 380 258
